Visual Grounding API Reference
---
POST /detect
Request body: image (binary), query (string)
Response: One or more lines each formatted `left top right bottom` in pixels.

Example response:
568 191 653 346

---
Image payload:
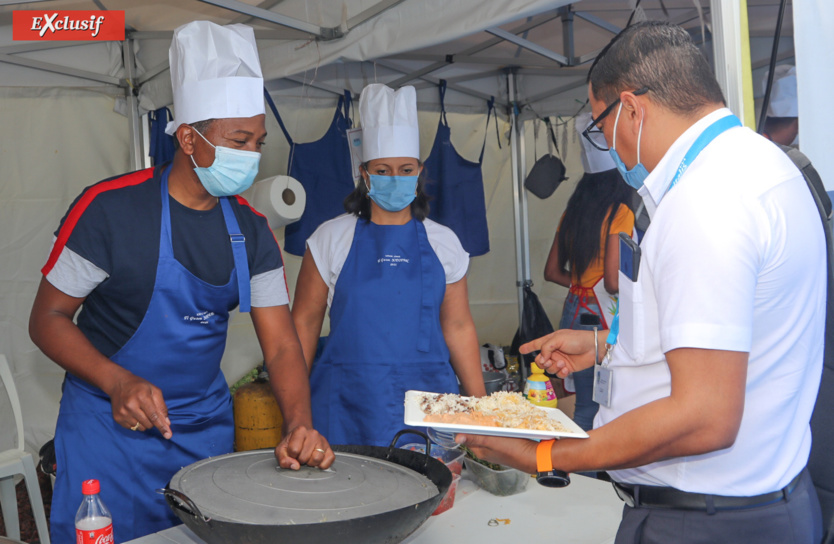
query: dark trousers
615 469 823 544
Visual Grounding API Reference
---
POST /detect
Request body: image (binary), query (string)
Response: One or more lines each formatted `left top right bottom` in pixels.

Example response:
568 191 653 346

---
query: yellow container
233 378 283 451
525 363 558 408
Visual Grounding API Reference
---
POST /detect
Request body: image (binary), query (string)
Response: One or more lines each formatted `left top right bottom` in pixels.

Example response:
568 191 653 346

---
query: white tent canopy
0 0 813 454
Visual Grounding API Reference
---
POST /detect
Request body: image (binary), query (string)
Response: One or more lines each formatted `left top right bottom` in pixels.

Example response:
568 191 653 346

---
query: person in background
29 21 332 543
459 21 824 544
292 84 486 447
761 64 799 147
543 112 634 431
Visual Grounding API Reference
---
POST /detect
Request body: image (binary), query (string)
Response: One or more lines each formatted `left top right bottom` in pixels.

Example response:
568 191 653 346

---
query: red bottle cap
82 479 100 495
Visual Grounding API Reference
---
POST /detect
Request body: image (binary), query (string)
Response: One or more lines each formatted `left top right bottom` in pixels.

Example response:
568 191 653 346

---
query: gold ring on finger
314 448 326 454
130 422 141 431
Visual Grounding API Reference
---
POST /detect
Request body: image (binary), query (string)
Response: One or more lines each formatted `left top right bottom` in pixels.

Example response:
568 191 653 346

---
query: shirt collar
640 107 735 216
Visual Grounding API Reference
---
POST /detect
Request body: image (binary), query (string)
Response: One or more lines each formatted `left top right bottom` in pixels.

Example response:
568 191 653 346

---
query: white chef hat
359 84 419 161
761 64 798 118
575 112 616 174
165 21 265 136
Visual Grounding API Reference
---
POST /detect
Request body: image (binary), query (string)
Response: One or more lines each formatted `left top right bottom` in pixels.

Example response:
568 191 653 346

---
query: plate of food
404 390 589 440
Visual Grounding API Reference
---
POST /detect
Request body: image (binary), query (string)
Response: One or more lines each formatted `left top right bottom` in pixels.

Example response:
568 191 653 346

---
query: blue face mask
367 174 418 212
190 128 261 197
608 103 650 190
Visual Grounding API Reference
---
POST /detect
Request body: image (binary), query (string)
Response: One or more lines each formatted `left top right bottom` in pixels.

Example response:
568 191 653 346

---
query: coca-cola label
76 524 113 544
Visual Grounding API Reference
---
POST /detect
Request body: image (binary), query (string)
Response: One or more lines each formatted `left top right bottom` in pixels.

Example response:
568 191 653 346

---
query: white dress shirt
597 108 826 495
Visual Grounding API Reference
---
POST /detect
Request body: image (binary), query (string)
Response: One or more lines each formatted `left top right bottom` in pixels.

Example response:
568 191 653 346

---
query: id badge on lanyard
592 298 623 407
593 364 613 408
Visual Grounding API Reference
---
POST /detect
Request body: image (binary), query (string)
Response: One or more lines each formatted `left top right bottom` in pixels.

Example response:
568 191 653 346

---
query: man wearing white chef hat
30 20 331 543
463 22 824 544
292 83 485 447
761 64 799 147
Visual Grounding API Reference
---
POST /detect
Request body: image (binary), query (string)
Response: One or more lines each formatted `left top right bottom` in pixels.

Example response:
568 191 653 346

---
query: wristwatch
536 439 570 488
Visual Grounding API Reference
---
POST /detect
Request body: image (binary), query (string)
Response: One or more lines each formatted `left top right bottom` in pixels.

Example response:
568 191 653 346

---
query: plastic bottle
75 479 114 544
525 363 558 408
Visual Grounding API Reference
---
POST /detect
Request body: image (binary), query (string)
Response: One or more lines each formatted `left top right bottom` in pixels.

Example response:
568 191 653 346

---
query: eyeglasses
582 87 650 152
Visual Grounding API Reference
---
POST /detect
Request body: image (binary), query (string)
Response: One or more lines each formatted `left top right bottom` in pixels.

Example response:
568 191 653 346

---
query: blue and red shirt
43 164 287 358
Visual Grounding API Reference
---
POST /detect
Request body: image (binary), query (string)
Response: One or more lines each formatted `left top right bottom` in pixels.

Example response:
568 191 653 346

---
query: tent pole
508 70 530 383
123 39 143 171
711 0 746 119
560 6 575 65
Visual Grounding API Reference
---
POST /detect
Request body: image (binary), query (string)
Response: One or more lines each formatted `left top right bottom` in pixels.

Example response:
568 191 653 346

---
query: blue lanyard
606 114 742 346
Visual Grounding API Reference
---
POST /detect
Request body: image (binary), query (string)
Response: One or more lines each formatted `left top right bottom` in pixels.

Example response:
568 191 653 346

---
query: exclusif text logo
13 10 125 41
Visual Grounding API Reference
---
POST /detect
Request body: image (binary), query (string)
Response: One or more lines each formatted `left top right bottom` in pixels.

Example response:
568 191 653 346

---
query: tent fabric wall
0 86 130 453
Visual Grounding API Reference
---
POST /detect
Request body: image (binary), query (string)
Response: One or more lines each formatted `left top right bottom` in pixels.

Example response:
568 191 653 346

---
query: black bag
524 118 567 199
783 145 834 543
509 284 555 369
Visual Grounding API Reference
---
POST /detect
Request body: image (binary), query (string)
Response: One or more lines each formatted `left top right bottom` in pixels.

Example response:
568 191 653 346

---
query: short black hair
588 21 725 115
344 162 431 221
172 118 217 151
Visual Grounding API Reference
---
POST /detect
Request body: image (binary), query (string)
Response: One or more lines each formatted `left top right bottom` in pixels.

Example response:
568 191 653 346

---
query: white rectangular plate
404 390 589 440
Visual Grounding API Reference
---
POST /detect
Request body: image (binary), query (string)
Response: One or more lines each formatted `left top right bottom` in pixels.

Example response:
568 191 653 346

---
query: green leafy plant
229 366 260 395
460 445 508 471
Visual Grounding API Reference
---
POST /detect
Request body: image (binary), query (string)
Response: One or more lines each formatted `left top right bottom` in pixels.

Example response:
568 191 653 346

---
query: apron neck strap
219 198 252 313
479 96 497 163
343 90 353 128
160 165 174 253
438 80 448 126
264 88 293 145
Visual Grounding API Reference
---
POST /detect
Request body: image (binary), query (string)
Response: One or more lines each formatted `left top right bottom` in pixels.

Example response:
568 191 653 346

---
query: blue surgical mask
367 174 418 212
608 103 650 190
190 128 261 197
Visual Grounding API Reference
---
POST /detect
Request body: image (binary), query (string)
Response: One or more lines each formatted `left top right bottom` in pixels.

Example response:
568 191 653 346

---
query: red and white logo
76 523 114 544
13 10 124 41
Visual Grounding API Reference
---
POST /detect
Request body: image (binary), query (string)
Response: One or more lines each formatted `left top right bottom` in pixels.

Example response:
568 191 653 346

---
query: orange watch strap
536 439 556 473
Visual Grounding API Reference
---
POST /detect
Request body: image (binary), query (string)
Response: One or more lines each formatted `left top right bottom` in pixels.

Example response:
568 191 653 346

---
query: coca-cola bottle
75 479 114 544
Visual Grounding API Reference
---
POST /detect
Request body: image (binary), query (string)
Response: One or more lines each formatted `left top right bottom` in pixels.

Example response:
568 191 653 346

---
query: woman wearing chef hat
292 84 487 447
30 20 331 543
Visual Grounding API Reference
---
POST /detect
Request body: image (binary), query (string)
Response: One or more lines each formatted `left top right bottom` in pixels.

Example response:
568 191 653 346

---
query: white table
128 471 623 544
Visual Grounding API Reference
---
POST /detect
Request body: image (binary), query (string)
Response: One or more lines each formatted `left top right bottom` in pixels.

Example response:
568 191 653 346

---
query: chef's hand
455 434 538 474
106 372 172 439
275 425 335 470
520 329 600 378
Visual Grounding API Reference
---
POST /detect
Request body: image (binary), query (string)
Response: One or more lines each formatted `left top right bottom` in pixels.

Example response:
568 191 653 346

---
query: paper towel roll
250 175 306 230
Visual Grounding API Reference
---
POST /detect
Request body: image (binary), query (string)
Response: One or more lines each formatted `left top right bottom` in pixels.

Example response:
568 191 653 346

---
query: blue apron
51 166 249 543
265 90 355 256
148 107 175 166
309 218 459 447
424 81 492 256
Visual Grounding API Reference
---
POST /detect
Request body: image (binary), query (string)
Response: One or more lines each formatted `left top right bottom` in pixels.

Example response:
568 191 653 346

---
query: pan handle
387 429 432 467
161 487 212 527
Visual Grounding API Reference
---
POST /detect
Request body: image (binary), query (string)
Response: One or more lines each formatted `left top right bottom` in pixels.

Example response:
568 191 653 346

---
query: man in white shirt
459 21 824 544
